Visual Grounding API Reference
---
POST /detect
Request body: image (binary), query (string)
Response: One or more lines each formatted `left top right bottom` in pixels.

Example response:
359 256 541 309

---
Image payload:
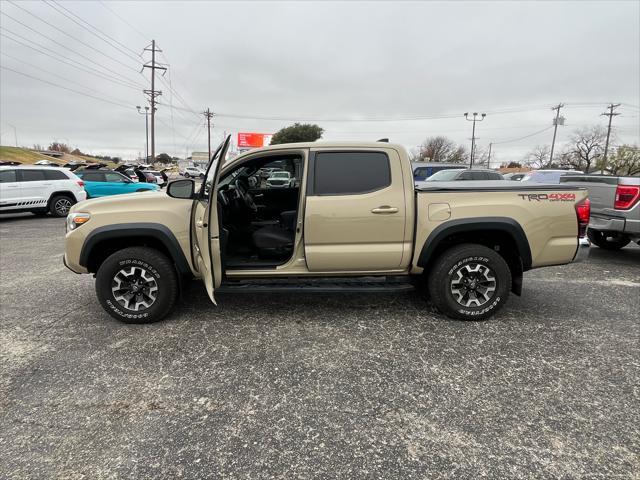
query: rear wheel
427 244 511 321
49 195 74 217
587 229 630 250
95 247 178 324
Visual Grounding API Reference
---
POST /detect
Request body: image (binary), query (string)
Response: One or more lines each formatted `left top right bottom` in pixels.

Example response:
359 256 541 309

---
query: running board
218 276 415 294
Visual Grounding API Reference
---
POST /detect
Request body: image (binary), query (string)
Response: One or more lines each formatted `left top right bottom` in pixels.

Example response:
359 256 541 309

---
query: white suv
0 166 87 217
181 166 204 178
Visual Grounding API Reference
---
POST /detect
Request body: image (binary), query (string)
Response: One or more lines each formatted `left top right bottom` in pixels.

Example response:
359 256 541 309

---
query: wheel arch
47 190 77 208
417 217 531 296
79 223 192 278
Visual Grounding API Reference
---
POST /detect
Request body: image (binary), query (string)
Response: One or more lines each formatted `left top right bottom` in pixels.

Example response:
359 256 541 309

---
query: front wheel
587 229 630 250
184 173 190 178
427 244 511 321
95 247 178 324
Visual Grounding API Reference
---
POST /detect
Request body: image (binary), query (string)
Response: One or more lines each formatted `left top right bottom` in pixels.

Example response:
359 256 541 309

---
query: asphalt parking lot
1 214 638 479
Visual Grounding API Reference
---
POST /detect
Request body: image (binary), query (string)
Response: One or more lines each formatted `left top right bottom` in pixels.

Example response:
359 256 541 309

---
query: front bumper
573 237 591 263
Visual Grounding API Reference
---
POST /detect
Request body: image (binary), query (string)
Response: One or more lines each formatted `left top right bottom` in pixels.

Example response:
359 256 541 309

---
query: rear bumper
75 190 88 202
572 237 591 263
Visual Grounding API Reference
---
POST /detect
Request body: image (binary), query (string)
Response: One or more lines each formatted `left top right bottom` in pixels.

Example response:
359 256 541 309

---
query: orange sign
237 132 272 148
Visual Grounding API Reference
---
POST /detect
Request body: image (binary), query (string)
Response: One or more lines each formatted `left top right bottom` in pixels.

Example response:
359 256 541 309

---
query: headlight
66 212 91 232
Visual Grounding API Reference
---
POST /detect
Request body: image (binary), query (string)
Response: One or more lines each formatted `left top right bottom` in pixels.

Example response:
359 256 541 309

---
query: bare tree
413 136 467 163
565 126 606 173
606 145 640 176
524 145 551 169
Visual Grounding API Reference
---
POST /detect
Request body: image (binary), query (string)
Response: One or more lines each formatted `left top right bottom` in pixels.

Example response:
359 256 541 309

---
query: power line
1 31 144 90
42 0 142 64
491 126 554 145
97 0 150 43
1 65 133 109
5 1 142 74
0 16 146 88
0 50 131 99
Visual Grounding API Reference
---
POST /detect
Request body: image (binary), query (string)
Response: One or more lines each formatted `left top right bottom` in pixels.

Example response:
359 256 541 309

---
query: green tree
156 153 172 164
270 123 324 145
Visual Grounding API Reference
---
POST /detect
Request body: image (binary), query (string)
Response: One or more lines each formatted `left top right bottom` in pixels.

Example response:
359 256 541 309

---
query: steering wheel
234 179 257 213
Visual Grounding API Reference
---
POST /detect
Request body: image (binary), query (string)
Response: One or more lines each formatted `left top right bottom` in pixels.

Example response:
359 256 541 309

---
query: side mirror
167 179 195 199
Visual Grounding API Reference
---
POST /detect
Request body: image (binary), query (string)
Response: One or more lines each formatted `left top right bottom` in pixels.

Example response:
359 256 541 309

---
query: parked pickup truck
64 137 590 323
561 174 639 249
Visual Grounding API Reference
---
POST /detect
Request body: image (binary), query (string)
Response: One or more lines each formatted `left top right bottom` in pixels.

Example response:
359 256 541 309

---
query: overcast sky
1 0 639 163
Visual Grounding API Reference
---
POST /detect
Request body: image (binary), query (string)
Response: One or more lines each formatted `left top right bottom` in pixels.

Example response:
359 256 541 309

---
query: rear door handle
371 206 399 214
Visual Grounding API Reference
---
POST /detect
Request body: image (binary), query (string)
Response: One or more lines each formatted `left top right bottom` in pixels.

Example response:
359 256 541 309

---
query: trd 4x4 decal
518 193 576 202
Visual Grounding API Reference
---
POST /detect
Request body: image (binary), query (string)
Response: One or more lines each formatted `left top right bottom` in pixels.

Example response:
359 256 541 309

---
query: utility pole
464 112 486 167
142 40 166 163
601 103 620 173
136 105 150 161
203 108 214 160
548 103 564 165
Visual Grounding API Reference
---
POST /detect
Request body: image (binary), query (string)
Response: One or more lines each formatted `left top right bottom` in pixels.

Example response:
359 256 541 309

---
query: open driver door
191 135 231 304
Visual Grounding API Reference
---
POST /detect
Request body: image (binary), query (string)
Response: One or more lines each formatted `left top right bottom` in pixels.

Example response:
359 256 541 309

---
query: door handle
254 193 264 198
371 206 399 214
196 220 207 228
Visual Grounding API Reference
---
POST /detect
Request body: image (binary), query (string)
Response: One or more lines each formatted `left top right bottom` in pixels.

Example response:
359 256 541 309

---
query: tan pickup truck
64 137 590 323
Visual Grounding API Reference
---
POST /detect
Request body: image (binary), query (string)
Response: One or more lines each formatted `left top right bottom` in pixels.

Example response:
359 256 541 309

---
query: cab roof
234 141 406 161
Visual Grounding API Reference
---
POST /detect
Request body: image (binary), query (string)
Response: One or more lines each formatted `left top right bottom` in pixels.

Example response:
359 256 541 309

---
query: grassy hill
0 146 116 168
0 146 54 164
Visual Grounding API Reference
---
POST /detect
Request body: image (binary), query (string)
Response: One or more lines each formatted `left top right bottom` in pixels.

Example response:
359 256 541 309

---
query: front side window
20 170 46 182
0 170 17 183
313 151 390 195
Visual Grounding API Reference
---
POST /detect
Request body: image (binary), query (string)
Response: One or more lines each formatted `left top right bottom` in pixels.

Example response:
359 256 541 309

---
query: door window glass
82 172 105 182
313 151 390 195
0 170 17 183
105 172 127 183
20 170 46 182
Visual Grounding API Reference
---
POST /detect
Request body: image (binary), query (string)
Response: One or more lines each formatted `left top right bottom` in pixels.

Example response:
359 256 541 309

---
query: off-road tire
427 243 511 321
95 247 178 324
49 195 75 217
587 229 630 250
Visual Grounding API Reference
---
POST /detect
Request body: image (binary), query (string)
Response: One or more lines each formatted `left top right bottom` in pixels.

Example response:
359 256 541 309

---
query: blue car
75 170 159 198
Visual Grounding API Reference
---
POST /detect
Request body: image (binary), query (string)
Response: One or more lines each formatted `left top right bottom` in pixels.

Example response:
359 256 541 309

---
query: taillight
575 198 590 238
614 185 640 210
77 180 84 187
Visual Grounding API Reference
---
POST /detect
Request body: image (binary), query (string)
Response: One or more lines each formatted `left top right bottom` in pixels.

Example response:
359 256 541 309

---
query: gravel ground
1 213 639 479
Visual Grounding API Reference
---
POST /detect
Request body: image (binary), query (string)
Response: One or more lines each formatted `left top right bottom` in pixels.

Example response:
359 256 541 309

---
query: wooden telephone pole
142 40 166 163
203 108 214 160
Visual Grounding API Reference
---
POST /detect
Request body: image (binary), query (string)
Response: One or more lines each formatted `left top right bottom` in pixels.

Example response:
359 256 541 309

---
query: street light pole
136 106 150 162
464 112 486 167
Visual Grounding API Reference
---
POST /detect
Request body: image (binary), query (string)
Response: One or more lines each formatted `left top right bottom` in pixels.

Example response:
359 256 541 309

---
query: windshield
425 169 464 181
272 172 290 178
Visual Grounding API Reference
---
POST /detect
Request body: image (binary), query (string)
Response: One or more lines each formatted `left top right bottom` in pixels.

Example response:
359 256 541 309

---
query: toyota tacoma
64 137 590 323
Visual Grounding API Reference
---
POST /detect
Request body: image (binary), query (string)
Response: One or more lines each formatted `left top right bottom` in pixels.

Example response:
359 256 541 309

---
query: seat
252 210 296 259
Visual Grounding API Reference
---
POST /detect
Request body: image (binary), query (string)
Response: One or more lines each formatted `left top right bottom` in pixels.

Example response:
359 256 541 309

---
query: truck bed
412 181 588 271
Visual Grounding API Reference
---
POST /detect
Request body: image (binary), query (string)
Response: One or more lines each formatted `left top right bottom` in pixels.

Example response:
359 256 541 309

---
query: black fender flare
416 217 532 271
79 223 192 276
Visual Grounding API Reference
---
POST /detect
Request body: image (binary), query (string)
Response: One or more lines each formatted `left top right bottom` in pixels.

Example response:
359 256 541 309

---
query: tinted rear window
0 170 17 183
20 170 46 182
313 151 391 195
44 169 68 180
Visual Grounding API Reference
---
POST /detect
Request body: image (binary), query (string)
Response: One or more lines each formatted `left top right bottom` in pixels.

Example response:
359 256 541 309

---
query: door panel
191 136 231 302
304 149 406 271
